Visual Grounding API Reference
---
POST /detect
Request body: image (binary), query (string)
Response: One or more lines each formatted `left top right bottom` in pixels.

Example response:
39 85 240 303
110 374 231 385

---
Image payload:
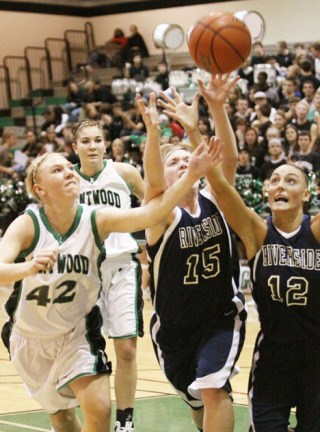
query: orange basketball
188 11 252 74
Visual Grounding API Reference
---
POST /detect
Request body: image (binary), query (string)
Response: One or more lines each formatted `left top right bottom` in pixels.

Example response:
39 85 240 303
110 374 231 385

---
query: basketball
188 11 252 74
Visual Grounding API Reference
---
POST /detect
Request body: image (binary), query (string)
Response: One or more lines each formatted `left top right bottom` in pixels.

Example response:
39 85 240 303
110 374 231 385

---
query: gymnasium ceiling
0 0 235 16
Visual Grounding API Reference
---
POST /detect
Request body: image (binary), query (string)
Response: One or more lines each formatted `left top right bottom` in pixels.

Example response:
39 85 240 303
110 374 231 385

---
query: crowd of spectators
2 39 320 234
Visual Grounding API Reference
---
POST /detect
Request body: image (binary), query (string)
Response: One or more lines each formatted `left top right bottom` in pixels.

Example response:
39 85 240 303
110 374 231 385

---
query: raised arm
136 92 166 203
96 143 214 240
198 74 239 185
0 214 57 285
206 138 267 259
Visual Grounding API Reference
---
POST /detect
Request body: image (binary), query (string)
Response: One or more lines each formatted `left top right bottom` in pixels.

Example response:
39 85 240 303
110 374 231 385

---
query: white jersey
75 159 139 259
12 204 104 335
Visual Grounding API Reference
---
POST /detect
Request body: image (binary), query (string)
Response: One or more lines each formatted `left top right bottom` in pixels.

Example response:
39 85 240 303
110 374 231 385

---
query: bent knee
115 339 137 362
201 387 229 403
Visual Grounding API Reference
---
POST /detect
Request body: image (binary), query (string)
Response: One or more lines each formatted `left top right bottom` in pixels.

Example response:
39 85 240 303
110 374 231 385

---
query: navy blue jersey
249 215 320 343
147 190 245 330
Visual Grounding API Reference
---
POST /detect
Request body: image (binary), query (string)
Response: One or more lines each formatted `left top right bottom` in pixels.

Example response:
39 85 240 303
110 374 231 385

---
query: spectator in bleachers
260 138 287 180
307 88 320 120
236 146 261 179
278 77 299 109
295 130 320 172
289 101 319 145
227 83 242 111
124 53 150 82
0 129 20 179
275 40 294 68
253 102 273 141
158 113 173 144
250 41 266 66
87 48 110 69
126 24 149 59
301 79 317 106
64 79 89 123
169 134 182 145
198 116 212 136
309 41 320 79
250 92 277 123
110 137 128 162
87 78 117 106
254 71 280 107
292 42 306 61
40 108 55 132
52 105 69 135
111 101 145 144
308 175 320 215
231 97 251 129
273 110 287 142
284 95 301 121
39 125 65 154
244 127 260 163
83 103 100 121
154 62 169 91
237 58 254 87
111 28 128 48
21 129 42 159
234 117 248 147
298 59 320 91
284 124 299 156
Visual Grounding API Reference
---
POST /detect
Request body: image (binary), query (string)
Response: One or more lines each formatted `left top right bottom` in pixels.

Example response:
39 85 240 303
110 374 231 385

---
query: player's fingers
162 109 179 120
159 91 176 106
158 99 175 111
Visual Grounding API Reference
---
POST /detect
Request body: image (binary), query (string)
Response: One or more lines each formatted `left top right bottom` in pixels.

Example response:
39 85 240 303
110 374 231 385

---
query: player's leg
201 388 233 432
294 340 320 432
190 406 204 431
248 333 293 432
105 259 143 431
191 316 245 432
113 337 137 431
49 408 81 432
70 374 111 432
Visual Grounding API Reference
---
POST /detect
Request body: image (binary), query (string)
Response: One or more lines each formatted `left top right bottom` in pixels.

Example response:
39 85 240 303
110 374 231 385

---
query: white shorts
99 254 143 338
9 317 110 414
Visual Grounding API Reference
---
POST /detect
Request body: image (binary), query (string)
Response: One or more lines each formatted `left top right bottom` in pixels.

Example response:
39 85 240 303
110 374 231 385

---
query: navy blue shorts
249 331 320 432
150 313 245 409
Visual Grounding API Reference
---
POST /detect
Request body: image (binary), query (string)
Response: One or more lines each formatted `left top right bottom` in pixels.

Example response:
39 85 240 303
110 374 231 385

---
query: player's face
163 148 193 188
268 165 309 213
35 154 80 201
73 126 106 170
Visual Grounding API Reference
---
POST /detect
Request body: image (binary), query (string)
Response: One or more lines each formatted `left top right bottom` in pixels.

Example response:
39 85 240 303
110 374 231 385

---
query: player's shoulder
113 161 142 182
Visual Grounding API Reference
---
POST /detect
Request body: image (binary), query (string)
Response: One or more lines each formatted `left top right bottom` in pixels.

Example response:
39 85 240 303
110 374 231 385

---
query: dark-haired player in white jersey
204 150 320 431
72 119 144 432
138 74 247 432
0 147 214 432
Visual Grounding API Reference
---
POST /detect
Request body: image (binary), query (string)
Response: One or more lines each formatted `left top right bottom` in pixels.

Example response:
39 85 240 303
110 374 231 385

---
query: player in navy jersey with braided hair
137 74 247 432
205 145 320 431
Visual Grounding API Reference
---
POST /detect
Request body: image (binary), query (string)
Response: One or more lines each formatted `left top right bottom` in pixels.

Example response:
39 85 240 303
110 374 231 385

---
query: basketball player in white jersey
0 147 215 432
72 120 144 432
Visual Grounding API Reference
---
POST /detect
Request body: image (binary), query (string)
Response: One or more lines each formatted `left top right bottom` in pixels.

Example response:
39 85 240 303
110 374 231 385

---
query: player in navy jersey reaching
72 120 145 432
137 74 247 432
204 147 320 431
0 146 214 432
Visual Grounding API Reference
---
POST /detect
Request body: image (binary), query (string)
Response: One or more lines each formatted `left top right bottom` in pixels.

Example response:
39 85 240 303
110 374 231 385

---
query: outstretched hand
188 137 223 180
198 73 240 107
158 86 200 132
136 93 160 132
